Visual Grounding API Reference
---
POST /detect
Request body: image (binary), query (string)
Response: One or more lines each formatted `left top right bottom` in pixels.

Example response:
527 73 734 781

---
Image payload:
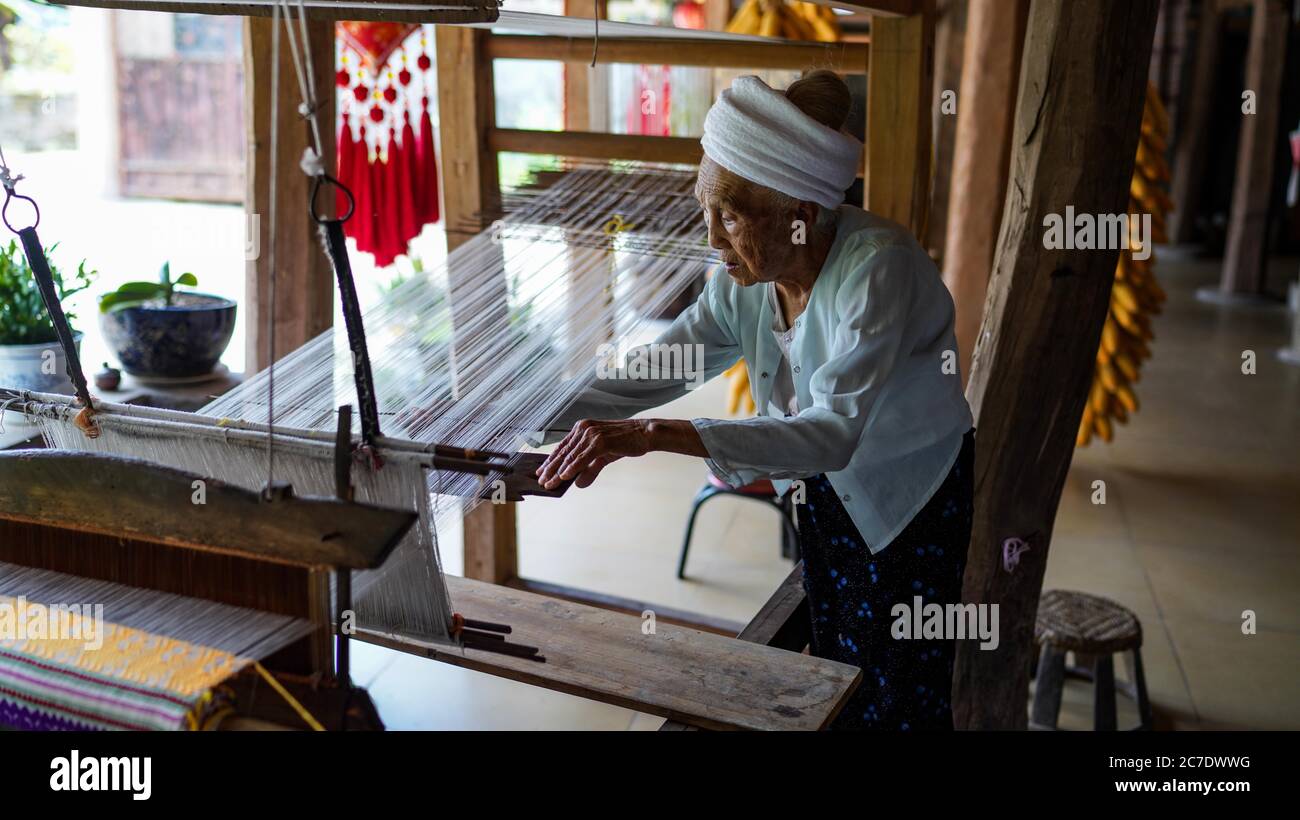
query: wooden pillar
952 0 1160 730
1218 0 1289 296
563 0 599 131
1168 0 1224 243
243 15 337 370
437 26 499 251
866 1 935 238
925 0 969 260
435 25 517 584
940 0 1028 386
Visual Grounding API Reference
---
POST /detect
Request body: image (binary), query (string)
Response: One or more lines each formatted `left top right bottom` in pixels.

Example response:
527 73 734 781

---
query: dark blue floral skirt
797 429 975 731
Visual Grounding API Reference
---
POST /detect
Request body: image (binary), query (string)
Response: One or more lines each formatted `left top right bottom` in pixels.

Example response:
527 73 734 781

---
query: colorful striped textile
0 595 247 731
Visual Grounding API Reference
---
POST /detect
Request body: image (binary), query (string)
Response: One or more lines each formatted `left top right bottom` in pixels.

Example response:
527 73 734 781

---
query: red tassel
350 128 375 255
416 96 440 225
336 112 357 222
375 128 403 267
397 111 421 246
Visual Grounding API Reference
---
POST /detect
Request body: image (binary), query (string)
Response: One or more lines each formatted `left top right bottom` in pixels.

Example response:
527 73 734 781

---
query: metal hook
310 173 356 225
1 182 40 235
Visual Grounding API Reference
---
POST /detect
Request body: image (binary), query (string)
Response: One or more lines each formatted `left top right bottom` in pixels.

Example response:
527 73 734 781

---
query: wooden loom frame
0 0 941 732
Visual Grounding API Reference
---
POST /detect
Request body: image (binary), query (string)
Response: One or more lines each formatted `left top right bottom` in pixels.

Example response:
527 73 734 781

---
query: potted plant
0 238 95 394
98 262 236 380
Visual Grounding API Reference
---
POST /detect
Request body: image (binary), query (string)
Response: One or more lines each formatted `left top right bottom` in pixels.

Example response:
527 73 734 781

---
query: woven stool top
1035 589 1142 654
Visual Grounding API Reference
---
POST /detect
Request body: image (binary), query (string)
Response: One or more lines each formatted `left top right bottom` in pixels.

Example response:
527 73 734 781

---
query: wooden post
1217 0 1289 297
243 15 337 371
563 0 598 132
866 1 935 237
925 0 968 259
1168 0 1223 243
435 25 517 584
940 0 1028 386
952 0 1159 730
437 26 499 251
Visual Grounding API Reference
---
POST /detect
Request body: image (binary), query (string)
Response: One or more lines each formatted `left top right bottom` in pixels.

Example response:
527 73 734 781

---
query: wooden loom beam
0 451 414 570
51 0 500 24
487 34 870 72
952 0 1160 730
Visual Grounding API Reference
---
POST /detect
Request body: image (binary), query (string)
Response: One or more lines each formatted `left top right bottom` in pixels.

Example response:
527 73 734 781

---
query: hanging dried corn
1078 83 1171 446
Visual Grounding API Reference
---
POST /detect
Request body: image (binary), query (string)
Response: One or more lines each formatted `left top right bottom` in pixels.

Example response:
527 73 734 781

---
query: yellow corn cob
726 0 762 34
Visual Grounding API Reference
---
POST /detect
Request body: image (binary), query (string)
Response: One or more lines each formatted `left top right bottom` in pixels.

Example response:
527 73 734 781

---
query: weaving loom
0 1 887 731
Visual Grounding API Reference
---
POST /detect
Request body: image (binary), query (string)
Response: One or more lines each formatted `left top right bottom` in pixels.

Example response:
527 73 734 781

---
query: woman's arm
540 242 921 489
528 270 743 445
537 418 706 489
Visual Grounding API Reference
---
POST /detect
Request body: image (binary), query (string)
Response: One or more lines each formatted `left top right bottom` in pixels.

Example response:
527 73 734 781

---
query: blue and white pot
0 333 84 394
99 294 236 379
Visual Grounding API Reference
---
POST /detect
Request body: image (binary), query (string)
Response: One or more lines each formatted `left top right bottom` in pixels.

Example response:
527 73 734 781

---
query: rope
277 0 324 161
0 139 21 191
253 662 326 731
265 2 281 491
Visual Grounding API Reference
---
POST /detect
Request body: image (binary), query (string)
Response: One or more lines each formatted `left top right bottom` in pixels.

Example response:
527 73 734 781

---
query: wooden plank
487 34 870 73
0 451 415 569
952 0 1159 730
866 2 935 237
54 0 499 24
243 15 336 372
355 573 859 731
510 576 746 637
941 0 1029 386
1219 0 1288 295
661 561 813 730
1168 0 1223 243
735 561 811 652
490 128 704 164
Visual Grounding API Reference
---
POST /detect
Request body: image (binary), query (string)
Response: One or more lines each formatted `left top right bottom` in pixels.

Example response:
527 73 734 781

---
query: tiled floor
358 249 1300 730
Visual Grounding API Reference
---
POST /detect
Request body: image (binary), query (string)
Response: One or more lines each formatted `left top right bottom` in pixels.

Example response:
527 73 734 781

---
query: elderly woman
536 70 975 731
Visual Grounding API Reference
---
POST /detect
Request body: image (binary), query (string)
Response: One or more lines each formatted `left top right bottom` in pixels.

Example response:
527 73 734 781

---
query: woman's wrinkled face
694 157 796 286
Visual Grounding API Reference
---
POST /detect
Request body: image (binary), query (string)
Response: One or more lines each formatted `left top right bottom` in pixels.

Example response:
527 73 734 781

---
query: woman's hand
536 419 653 490
536 418 711 490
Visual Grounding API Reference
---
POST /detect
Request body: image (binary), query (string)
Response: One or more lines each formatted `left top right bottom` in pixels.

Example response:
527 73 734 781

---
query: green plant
0 238 94 346
98 262 198 314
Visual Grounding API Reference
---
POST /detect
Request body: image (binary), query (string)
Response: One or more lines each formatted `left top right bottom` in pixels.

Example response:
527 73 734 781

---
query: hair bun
784 69 852 132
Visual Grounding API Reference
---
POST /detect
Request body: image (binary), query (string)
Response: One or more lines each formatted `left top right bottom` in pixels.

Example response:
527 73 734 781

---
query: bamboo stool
1031 589 1152 731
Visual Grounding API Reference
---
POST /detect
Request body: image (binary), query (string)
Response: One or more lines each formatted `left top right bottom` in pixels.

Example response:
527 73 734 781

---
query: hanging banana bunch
726 0 841 43
720 2 839 418
1078 83 1171 446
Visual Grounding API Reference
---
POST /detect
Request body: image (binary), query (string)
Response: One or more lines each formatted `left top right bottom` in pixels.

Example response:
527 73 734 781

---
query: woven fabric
0 596 249 731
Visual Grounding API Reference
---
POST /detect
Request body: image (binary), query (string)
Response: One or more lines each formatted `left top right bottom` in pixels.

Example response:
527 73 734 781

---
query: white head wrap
701 75 863 209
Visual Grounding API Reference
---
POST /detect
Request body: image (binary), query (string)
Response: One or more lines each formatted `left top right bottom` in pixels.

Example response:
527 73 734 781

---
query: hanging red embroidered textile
335 22 441 268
